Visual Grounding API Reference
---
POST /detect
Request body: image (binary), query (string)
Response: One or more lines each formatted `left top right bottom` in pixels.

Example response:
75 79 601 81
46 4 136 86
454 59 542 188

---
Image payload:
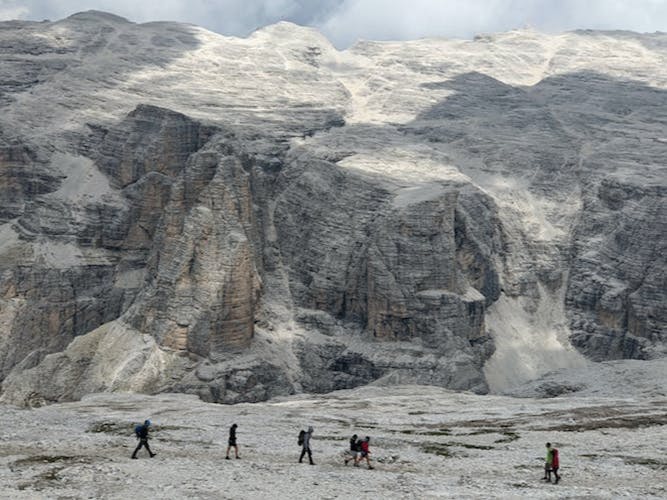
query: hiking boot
225 456 230 460
368 466 374 470
131 456 138 459
236 456 241 459
150 453 156 458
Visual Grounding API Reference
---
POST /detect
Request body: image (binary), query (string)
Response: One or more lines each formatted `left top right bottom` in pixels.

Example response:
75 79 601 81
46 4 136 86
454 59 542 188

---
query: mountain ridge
0 12 664 406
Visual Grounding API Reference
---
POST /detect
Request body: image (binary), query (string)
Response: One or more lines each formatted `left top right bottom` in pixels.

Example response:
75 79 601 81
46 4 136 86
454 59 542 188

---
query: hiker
344 434 360 465
299 426 315 465
551 446 561 484
132 420 156 459
359 436 374 469
226 423 240 459
542 442 553 482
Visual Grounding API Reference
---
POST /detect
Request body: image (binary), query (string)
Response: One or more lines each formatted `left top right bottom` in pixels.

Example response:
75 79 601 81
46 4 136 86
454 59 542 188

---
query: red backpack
551 448 559 468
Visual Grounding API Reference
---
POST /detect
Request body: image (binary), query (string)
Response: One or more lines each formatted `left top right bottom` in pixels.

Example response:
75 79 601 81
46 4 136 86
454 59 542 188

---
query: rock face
0 13 665 405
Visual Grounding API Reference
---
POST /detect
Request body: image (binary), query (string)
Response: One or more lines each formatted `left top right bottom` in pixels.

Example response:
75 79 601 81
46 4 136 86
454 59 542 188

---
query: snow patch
114 269 147 289
338 148 468 184
506 357 667 398
392 183 447 208
31 240 85 268
46 153 121 205
0 224 20 256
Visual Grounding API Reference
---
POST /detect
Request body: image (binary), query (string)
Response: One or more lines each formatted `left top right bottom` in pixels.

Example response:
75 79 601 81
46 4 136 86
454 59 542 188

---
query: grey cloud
316 0 667 47
0 0 344 35
1 0 666 47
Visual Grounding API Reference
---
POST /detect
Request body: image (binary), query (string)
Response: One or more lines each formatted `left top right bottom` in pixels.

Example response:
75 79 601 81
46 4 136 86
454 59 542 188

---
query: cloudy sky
1 0 666 47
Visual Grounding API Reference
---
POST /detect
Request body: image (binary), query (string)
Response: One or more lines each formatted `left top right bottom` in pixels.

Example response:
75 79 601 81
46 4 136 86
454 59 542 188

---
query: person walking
226 423 240 459
551 446 561 484
359 436 374 469
299 426 315 465
542 442 553 482
344 434 360 465
131 420 156 459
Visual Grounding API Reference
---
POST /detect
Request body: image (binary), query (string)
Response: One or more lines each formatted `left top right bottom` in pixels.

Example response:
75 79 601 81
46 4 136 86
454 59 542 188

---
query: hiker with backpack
344 434 361 466
543 442 553 481
226 423 240 460
298 426 315 465
542 442 560 483
359 436 374 469
550 445 561 484
131 419 156 459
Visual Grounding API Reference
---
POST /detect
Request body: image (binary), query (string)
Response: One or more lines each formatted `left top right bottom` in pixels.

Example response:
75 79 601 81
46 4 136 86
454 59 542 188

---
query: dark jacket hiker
132 420 156 459
226 423 240 459
344 434 361 465
299 426 315 465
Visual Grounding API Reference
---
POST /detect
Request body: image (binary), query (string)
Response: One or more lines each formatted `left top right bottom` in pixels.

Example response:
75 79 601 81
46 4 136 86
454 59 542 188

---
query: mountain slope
0 12 665 404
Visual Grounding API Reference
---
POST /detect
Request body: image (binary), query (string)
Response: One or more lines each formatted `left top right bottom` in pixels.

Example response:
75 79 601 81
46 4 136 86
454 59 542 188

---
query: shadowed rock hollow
0 12 664 405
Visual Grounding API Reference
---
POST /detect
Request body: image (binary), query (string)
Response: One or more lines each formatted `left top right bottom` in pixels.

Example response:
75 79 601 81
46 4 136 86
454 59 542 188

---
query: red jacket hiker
359 437 374 469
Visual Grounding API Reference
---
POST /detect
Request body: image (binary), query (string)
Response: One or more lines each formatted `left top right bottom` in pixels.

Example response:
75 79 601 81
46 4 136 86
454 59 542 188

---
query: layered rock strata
0 13 664 404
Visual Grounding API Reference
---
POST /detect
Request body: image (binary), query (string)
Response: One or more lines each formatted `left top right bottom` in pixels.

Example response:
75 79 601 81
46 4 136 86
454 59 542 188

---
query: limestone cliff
0 13 664 405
